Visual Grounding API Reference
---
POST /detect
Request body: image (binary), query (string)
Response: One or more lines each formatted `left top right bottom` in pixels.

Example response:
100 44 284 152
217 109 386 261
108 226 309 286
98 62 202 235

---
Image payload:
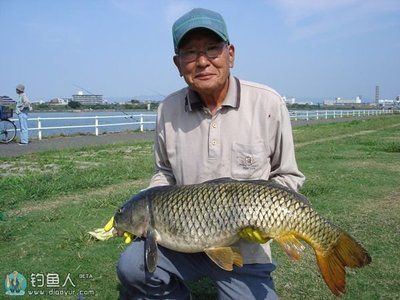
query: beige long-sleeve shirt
150 75 305 264
16 93 31 114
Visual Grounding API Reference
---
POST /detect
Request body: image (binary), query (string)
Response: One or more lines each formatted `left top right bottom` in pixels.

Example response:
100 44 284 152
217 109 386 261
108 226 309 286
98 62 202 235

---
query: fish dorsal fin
204 247 243 271
275 234 305 261
145 227 158 273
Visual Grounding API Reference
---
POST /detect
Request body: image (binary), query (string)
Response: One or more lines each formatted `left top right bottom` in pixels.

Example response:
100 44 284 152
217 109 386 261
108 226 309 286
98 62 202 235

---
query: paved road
0 131 155 157
0 116 384 157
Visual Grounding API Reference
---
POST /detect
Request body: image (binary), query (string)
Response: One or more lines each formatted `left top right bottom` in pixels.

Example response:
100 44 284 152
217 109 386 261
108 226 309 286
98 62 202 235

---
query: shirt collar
184 75 241 112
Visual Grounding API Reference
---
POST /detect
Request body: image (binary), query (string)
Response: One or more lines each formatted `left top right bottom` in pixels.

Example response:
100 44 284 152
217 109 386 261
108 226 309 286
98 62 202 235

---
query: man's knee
117 241 146 286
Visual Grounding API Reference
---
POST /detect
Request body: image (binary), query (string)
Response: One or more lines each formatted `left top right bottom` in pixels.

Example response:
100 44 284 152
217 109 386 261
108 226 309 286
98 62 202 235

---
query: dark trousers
117 239 278 299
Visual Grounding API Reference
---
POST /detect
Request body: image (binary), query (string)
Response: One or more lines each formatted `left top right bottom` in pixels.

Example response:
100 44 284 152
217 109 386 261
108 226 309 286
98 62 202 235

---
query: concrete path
0 116 385 158
0 131 155 157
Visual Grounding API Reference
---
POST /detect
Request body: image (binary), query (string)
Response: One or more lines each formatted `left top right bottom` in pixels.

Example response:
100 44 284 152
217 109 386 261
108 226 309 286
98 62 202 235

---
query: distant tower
375 85 380 104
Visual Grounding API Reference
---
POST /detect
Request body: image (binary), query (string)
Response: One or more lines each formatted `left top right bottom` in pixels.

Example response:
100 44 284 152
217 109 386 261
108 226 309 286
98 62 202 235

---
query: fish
113 178 371 296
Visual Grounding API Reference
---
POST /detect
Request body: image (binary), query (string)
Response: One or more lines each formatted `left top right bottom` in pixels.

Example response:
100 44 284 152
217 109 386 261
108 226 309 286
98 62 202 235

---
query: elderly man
15 84 31 145
117 8 304 299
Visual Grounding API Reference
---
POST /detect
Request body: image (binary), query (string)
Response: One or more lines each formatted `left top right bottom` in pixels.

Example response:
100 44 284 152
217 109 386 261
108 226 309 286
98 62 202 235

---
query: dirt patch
342 160 400 173
295 123 400 149
75 145 153 157
358 190 400 221
0 161 59 177
8 178 149 217
74 161 102 169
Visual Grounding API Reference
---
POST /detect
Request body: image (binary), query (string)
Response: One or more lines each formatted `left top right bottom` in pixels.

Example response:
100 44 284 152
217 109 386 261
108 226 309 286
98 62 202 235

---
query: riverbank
0 131 155 157
1 115 396 157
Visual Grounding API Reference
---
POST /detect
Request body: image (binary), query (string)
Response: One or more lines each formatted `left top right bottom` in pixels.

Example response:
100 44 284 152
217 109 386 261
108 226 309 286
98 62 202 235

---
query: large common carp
113 178 371 296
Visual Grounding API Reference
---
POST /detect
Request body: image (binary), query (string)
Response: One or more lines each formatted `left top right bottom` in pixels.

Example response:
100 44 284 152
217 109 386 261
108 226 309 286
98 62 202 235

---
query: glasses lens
179 43 226 62
206 44 225 59
179 50 196 62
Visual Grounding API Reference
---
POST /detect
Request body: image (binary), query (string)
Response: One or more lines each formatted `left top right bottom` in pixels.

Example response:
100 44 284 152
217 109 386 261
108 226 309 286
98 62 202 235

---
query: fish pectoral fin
204 247 243 271
231 247 244 268
145 227 158 273
275 234 305 261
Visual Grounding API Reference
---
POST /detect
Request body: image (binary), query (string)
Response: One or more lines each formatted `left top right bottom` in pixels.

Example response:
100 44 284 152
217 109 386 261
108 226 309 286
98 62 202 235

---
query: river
14 110 156 138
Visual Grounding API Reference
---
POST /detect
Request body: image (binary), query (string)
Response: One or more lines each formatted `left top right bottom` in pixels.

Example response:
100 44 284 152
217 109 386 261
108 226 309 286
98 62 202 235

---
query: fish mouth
114 204 133 233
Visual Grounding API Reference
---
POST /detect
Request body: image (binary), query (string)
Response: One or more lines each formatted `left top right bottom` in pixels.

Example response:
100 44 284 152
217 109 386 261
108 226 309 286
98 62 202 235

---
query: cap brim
176 26 228 52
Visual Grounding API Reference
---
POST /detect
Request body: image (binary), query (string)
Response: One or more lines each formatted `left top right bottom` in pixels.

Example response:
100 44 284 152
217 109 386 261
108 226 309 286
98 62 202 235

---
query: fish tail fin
315 232 371 296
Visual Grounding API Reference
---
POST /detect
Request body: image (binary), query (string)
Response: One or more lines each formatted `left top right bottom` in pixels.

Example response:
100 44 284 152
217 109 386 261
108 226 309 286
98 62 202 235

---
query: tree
68 101 82 109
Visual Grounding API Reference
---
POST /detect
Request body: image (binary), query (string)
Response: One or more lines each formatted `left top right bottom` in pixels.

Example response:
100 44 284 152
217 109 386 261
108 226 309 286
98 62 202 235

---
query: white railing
12 114 157 140
10 109 394 140
289 109 393 121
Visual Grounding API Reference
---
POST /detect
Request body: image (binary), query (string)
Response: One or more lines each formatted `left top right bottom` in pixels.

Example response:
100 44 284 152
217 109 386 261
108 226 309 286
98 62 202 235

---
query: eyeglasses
178 43 228 63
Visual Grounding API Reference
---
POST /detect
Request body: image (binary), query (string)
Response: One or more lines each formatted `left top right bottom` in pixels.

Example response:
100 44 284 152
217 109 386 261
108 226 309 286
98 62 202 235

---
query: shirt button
211 140 217 145
212 122 217 128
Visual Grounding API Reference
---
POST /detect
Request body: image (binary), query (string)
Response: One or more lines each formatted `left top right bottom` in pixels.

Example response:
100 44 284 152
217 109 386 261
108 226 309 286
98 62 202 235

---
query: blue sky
1 0 399 102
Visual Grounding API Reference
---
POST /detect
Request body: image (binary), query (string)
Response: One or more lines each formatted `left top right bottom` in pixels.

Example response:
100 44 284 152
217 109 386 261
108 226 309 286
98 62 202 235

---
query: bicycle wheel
0 119 17 143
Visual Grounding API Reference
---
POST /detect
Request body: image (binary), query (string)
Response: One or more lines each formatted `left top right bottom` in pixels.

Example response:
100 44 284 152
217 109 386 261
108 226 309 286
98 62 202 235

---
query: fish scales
144 180 340 252
113 178 371 296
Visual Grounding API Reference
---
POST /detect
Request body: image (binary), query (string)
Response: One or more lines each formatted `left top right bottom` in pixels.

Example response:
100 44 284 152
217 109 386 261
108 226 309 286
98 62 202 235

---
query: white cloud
272 0 400 40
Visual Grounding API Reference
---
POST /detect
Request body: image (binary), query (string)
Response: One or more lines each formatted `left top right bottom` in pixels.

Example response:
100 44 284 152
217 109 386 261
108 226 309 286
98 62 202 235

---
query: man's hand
239 227 269 244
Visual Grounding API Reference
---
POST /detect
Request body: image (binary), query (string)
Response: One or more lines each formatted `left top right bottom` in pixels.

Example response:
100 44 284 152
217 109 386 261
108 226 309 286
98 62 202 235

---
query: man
15 84 31 145
117 8 304 299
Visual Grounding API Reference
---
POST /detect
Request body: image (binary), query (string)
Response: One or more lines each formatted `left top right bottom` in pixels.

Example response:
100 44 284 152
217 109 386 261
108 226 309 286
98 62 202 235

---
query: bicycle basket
0 106 13 120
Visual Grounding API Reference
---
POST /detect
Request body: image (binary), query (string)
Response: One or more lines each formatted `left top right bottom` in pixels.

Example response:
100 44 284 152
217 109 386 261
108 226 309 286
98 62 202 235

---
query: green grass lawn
1 115 400 299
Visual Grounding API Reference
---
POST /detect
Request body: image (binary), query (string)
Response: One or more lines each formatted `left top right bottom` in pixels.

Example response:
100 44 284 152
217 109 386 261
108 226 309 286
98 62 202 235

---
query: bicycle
0 105 17 143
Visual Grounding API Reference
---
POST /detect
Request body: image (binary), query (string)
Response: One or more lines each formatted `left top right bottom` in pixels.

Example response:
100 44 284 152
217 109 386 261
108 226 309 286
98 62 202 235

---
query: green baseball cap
172 8 229 53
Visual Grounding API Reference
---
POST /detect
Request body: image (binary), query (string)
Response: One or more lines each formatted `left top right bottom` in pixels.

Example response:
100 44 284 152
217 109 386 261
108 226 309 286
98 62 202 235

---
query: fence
11 114 157 140
10 109 394 140
289 109 393 121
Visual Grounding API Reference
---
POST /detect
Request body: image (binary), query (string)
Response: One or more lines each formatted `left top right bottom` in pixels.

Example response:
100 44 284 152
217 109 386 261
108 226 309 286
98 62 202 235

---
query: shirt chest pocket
231 142 269 179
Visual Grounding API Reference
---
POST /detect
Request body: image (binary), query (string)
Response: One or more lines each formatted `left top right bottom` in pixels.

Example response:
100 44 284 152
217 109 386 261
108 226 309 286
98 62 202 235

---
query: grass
1 115 400 299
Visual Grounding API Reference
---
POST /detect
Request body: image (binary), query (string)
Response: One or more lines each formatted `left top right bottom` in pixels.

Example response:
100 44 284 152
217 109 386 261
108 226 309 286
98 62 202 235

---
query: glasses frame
177 42 229 63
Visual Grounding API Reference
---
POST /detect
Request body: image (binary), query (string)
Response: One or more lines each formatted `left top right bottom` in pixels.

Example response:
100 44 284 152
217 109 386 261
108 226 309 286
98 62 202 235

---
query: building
0 95 16 106
48 98 68 105
323 99 336 106
282 96 296 105
324 96 362 106
378 98 400 107
72 91 104 105
336 96 362 105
